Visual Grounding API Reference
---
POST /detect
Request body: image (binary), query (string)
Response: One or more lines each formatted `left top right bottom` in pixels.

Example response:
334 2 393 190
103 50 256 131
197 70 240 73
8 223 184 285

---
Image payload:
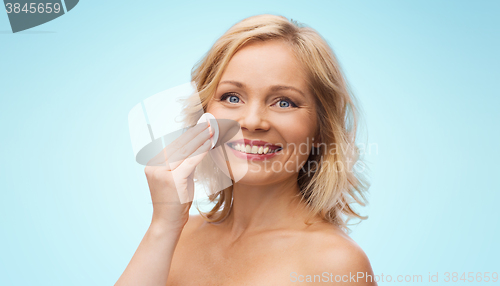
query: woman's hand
115 121 213 286
144 121 213 230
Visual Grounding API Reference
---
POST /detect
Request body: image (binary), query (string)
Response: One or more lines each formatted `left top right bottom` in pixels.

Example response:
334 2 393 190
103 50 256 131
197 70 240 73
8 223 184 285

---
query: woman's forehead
219 41 309 93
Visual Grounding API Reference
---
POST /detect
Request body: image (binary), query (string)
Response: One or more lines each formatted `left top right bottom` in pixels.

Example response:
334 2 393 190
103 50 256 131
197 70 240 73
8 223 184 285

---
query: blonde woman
116 14 375 286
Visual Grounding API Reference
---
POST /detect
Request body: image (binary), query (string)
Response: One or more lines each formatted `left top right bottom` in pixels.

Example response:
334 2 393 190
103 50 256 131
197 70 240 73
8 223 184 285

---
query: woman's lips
225 139 283 161
226 144 279 161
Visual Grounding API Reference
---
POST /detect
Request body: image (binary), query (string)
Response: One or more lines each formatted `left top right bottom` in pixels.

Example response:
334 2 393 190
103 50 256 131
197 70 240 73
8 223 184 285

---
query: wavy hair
179 14 370 232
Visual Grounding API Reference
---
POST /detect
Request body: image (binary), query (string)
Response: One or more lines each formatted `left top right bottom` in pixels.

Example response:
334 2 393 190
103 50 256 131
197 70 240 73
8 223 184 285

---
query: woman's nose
238 103 270 132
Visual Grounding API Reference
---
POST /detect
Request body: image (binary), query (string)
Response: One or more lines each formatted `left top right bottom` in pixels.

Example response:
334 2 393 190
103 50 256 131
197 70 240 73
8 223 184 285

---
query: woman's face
206 40 318 185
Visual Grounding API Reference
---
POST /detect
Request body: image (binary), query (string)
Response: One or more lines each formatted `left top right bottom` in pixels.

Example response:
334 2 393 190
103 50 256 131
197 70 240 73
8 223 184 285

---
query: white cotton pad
197 112 219 149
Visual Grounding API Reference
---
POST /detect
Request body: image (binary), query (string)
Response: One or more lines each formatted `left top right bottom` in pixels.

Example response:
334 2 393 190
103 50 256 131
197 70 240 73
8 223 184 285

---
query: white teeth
251 145 258 154
229 143 277 155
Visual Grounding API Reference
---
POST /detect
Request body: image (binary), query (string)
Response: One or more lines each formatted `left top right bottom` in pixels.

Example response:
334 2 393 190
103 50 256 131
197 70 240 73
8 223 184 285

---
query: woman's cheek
287 124 316 155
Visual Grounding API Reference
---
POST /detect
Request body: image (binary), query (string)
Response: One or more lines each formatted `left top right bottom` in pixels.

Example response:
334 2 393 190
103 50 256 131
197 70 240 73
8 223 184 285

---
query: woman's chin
230 166 280 184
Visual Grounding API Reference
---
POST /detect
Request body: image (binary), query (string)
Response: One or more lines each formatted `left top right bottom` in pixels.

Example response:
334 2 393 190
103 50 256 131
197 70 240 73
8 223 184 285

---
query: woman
116 14 375 285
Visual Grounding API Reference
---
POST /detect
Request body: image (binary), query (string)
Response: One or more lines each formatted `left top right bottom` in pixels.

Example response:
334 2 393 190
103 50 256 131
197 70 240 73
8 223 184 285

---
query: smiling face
206 40 319 185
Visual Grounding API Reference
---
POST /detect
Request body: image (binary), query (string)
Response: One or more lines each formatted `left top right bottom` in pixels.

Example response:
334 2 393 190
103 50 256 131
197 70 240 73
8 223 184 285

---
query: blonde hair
179 14 370 232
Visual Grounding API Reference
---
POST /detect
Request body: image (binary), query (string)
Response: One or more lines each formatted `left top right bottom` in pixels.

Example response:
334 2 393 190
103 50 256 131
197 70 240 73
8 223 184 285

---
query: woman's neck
221 177 316 239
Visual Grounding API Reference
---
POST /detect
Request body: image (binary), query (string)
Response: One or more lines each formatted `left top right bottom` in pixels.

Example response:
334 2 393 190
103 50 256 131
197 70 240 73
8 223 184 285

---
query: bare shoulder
296 223 376 285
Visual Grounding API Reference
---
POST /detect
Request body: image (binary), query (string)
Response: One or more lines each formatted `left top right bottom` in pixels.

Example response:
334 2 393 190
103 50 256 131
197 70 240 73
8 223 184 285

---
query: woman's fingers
166 122 209 158
166 124 212 170
145 121 210 168
146 146 170 167
171 138 212 204
173 137 212 178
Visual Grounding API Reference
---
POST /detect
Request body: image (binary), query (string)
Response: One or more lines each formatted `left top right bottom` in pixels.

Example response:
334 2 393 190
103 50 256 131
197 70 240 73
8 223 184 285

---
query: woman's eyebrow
219 80 305 97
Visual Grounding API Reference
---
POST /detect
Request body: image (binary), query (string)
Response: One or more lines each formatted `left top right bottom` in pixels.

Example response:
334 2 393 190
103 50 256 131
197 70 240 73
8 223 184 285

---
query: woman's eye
220 93 240 104
278 100 290 108
275 98 297 108
228 95 239 103
219 93 297 108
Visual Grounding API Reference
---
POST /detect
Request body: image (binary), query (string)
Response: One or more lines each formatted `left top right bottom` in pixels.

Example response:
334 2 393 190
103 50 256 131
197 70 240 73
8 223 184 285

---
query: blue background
1 0 499 285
